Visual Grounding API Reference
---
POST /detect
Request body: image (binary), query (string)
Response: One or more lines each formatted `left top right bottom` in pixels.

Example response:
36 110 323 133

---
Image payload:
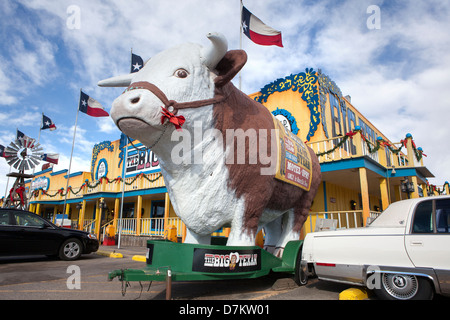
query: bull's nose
131 96 140 104
125 91 143 108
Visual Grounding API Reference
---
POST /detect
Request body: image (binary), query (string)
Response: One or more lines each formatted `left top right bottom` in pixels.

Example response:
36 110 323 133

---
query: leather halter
123 81 227 115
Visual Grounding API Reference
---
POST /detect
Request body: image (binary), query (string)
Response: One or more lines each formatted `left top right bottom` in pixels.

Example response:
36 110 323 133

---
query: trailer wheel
294 247 307 286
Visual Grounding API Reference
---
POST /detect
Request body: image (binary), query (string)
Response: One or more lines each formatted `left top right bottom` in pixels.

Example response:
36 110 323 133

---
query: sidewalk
96 244 147 260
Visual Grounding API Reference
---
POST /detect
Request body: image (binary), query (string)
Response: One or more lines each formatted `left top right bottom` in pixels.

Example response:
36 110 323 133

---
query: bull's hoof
273 247 284 258
263 245 276 254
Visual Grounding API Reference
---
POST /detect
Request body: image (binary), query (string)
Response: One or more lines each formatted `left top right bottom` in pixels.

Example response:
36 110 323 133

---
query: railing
100 220 115 241
83 219 96 233
308 136 356 163
306 210 381 233
117 218 138 235
113 217 183 237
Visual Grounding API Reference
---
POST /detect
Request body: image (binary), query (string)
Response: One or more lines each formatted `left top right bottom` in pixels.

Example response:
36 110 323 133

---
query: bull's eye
174 68 189 79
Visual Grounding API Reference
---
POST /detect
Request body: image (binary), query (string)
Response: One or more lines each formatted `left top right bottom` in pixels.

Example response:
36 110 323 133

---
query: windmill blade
25 136 36 148
29 157 40 166
23 160 30 171
6 142 20 152
29 159 37 169
27 159 34 170
30 155 42 162
4 150 17 157
13 159 21 170
7 157 20 167
16 138 23 148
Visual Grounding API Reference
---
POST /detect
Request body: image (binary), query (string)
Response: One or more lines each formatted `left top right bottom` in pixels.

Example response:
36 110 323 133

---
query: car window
0 212 10 225
436 199 450 234
412 201 433 234
13 211 47 228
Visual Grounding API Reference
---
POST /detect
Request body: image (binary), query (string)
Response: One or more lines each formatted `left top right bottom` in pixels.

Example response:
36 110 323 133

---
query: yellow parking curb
339 288 369 300
110 252 123 258
132 255 146 262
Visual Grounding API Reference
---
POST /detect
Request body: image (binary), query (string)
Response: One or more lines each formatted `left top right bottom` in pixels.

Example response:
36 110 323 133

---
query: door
10 210 61 255
151 201 165 233
406 199 450 294
0 211 18 255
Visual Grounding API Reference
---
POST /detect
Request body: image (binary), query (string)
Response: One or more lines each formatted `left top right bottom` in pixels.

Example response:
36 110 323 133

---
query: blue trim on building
51 169 68 176
320 156 423 179
64 171 83 179
29 187 168 205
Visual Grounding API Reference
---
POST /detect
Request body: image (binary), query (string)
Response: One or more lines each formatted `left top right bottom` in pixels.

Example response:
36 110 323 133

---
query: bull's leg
262 216 282 254
226 213 256 246
273 209 299 258
227 227 255 246
184 228 211 245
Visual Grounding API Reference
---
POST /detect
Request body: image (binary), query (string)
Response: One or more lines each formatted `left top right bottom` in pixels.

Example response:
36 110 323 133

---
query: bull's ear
214 50 247 87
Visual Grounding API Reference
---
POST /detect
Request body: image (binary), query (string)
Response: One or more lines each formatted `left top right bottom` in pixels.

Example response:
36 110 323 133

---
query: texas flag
41 114 56 131
41 153 59 164
241 5 283 47
79 91 109 117
131 53 144 73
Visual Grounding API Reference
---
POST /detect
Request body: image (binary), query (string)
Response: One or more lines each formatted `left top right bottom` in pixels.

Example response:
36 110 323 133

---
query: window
0 212 10 225
13 211 46 228
123 203 135 218
436 199 450 233
412 201 433 233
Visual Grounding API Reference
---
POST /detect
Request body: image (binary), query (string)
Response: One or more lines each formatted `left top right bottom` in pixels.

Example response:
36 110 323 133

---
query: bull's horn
201 32 228 70
97 74 134 87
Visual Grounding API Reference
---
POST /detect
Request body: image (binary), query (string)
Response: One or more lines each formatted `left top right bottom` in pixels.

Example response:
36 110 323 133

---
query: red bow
161 107 185 131
346 131 358 139
10 186 25 205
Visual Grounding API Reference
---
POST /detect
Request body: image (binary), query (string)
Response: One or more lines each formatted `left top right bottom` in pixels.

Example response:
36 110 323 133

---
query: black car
0 208 99 261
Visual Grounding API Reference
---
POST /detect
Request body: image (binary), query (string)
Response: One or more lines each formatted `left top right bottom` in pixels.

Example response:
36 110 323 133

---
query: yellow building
25 68 446 243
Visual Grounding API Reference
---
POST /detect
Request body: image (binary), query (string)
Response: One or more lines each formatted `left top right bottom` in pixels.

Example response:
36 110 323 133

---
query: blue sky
1 0 450 195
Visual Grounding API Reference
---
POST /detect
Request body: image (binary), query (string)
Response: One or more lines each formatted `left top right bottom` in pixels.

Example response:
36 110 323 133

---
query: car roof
370 195 450 228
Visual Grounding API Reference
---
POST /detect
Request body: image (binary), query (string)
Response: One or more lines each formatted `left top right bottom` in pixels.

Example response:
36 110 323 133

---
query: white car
300 196 450 300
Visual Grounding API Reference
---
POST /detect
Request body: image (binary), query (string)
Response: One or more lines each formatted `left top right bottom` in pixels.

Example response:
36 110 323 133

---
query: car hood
53 226 91 236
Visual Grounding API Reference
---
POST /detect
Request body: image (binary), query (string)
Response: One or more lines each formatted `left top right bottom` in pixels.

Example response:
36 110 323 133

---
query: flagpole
4 129 18 199
117 136 128 249
26 115 43 210
62 90 81 228
239 0 243 90
32 114 43 176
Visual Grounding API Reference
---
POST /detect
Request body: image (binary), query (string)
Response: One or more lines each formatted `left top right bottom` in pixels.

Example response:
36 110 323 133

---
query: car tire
374 273 434 300
59 238 83 261
294 247 308 286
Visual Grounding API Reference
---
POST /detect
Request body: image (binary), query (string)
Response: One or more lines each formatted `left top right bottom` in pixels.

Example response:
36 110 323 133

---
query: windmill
2 135 44 209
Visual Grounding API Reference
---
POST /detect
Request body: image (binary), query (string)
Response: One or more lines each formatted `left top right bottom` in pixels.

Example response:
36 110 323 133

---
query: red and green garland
32 172 163 198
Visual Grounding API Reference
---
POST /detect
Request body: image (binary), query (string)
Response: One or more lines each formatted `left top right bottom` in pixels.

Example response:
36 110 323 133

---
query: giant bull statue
99 32 321 256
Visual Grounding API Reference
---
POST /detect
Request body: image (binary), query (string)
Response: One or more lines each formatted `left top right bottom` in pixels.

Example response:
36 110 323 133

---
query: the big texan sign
98 33 321 257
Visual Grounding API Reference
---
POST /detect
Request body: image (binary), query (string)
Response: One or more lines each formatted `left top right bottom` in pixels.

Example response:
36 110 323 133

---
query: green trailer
108 239 305 299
